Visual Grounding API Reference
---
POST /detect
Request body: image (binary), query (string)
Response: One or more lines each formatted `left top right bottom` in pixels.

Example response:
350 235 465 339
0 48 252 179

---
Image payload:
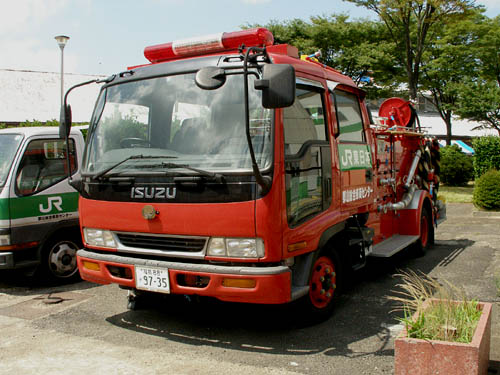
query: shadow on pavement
0 270 98 296
104 238 475 358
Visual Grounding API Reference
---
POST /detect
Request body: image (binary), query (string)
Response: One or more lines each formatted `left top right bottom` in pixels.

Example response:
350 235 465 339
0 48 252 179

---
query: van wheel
39 236 81 283
414 207 433 256
297 249 343 323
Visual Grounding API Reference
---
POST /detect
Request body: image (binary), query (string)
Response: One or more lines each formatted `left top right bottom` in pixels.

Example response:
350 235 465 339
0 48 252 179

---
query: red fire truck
59 28 445 320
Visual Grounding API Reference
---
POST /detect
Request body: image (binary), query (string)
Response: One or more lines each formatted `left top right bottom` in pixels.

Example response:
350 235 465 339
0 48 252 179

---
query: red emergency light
144 28 274 63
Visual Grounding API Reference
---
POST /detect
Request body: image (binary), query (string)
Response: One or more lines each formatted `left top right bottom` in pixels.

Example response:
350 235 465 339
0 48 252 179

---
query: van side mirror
255 64 295 109
59 104 72 139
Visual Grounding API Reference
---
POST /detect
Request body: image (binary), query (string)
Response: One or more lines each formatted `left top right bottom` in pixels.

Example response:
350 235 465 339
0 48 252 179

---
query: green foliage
476 16 500 84
472 136 500 178
420 10 487 144
439 145 473 186
245 14 398 91
455 81 500 134
0 123 6 129
389 270 482 343
473 169 500 210
101 112 148 151
20 119 50 127
438 184 474 203
345 0 480 100
401 299 482 343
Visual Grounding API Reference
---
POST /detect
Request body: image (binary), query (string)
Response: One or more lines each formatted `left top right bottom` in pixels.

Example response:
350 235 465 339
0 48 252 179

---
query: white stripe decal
9 211 79 228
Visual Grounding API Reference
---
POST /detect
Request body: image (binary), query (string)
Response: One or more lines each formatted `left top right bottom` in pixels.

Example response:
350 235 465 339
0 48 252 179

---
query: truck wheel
414 207 433 256
298 249 343 323
39 236 81 283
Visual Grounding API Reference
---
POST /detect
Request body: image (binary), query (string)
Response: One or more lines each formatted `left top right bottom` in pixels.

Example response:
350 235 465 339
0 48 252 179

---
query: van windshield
83 72 273 177
0 134 23 187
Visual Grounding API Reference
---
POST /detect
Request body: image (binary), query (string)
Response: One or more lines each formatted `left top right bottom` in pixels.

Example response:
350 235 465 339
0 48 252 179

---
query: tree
453 15 500 134
345 0 479 102
454 81 500 135
309 15 396 85
420 11 485 145
246 19 315 54
246 15 397 98
476 16 500 86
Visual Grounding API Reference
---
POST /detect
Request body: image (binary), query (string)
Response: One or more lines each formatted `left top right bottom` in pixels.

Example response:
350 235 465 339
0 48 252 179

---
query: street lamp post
54 35 70 107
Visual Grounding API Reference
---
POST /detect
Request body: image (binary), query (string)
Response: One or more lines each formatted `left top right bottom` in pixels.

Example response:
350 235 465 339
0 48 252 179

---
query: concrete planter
394 300 492 375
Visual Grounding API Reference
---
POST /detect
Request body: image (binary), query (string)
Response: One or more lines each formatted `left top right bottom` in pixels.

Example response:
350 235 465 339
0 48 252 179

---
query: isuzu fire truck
59 28 445 320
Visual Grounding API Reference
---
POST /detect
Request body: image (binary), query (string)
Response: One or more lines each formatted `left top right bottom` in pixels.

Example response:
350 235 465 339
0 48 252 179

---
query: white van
0 127 85 282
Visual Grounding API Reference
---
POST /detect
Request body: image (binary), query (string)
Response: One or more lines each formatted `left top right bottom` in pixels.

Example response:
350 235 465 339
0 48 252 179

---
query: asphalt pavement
0 203 499 374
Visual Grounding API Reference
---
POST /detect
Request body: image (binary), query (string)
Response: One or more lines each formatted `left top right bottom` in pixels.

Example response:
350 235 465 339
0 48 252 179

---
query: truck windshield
0 134 23 187
83 72 272 176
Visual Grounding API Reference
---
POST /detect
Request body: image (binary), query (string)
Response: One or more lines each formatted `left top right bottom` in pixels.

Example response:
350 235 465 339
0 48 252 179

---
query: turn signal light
222 278 256 289
82 261 100 271
287 241 307 252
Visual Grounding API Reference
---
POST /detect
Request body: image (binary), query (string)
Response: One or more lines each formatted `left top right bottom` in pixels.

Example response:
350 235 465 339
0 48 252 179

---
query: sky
1 0 499 76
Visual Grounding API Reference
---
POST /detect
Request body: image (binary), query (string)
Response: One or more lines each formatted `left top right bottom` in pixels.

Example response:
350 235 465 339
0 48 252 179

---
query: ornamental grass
388 270 482 343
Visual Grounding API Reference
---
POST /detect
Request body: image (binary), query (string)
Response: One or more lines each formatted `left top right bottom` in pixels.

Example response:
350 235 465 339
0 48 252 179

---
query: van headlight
0 234 10 246
207 237 264 258
83 228 117 248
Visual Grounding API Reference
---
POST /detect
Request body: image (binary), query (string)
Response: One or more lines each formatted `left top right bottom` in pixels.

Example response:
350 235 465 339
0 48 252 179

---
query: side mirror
59 104 72 139
255 64 295 109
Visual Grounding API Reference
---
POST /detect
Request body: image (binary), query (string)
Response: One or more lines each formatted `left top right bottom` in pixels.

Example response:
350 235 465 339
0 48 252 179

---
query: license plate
135 266 170 294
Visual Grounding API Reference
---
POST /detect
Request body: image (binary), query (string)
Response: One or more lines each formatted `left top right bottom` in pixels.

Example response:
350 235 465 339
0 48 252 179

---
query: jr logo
39 196 63 213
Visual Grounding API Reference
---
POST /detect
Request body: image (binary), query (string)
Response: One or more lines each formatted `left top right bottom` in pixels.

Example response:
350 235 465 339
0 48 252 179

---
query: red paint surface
77 255 291 304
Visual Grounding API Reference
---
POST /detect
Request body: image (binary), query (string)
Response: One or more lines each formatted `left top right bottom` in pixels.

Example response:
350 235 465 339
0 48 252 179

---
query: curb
473 210 500 219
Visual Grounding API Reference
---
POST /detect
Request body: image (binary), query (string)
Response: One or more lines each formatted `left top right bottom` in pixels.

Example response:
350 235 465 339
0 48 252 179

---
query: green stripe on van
2 192 79 220
0 197 8 220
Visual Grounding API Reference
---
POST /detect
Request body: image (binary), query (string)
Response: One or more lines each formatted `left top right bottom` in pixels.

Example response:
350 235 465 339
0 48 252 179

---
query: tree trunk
445 114 453 146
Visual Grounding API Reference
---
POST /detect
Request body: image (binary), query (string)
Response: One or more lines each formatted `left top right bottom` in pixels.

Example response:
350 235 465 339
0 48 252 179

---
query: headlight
207 237 264 258
83 228 117 248
0 234 10 246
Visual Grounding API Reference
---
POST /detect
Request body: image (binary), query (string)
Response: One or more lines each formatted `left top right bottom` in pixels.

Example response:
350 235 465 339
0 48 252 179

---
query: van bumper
0 250 39 270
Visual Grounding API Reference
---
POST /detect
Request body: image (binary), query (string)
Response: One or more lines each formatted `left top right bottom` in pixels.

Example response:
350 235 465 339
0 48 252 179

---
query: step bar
369 235 419 258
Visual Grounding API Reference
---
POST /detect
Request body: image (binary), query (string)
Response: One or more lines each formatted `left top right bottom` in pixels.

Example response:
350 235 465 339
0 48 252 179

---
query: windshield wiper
91 155 177 181
160 162 225 183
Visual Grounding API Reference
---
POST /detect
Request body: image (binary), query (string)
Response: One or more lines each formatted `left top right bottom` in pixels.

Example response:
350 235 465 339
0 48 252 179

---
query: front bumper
0 250 39 270
77 249 292 304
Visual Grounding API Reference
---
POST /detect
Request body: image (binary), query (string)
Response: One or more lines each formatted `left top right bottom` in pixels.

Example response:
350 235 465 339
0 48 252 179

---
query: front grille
115 233 207 253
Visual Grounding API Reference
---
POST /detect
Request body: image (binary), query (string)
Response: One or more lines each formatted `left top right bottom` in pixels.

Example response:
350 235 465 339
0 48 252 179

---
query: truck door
282 79 332 253
9 136 79 245
331 89 375 211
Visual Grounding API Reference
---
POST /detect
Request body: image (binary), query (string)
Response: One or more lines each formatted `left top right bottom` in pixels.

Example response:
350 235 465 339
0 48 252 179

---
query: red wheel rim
421 213 429 247
309 256 337 309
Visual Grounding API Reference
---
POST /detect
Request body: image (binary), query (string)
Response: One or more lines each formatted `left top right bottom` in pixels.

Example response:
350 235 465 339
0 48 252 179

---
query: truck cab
0 126 85 281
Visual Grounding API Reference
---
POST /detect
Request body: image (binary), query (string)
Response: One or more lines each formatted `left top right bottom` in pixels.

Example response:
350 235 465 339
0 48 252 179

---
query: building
1 69 105 126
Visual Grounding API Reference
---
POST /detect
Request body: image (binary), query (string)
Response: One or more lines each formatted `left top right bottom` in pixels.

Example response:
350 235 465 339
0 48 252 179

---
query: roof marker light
144 28 274 63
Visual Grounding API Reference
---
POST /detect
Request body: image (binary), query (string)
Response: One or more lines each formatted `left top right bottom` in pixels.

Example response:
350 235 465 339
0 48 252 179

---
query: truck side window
334 90 365 143
284 85 330 226
16 139 77 196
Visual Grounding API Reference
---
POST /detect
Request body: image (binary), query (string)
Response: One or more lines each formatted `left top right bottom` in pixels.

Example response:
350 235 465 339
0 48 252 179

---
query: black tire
413 207 433 256
296 248 343 324
38 235 81 283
